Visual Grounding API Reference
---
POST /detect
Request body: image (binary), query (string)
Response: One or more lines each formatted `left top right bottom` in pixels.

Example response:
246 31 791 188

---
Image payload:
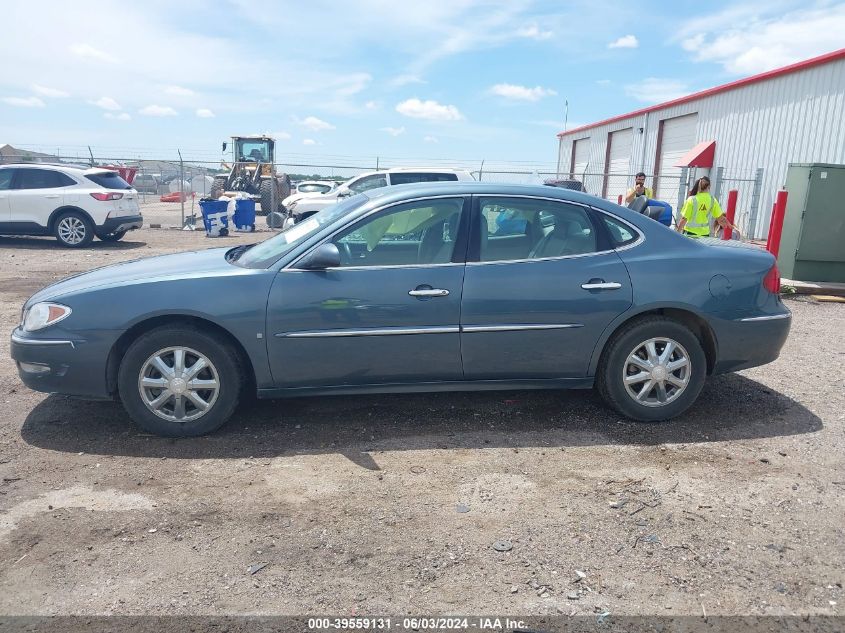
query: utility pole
178 149 185 228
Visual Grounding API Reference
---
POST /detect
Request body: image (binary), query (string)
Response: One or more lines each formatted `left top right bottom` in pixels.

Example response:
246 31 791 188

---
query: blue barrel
199 199 230 236
233 199 256 231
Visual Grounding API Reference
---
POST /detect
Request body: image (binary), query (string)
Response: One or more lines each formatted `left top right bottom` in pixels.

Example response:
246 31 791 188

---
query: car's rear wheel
118 326 242 437
54 211 94 248
97 230 126 242
597 316 706 421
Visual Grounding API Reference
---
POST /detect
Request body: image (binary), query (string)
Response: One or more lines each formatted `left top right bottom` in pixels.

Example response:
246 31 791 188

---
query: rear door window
348 174 388 193
85 171 133 190
14 168 74 189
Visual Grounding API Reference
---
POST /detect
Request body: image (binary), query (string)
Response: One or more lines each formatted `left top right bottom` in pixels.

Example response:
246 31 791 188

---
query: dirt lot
0 205 843 619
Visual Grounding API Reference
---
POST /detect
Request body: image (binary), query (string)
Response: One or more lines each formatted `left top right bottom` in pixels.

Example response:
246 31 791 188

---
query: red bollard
766 190 789 259
723 190 738 240
617 194 623 205
766 202 776 246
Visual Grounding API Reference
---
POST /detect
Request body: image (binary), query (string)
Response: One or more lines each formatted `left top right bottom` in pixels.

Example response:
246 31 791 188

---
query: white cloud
489 83 557 101
676 5 845 74
104 112 131 121
140 104 178 116
32 84 69 98
302 139 317 146
90 96 121 111
390 74 426 87
380 126 406 137
333 72 371 97
195 108 215 118
423 135 439 143
165 85 195 97
70 43 118 63
608 35 639 49
396 98 463 121
625 78 690 103
365 101 379 110
300 116 335 131
2 96 45 108
516 24 553 40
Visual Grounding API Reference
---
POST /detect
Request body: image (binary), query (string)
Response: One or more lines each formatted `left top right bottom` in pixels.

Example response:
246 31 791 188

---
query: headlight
22 303 72 332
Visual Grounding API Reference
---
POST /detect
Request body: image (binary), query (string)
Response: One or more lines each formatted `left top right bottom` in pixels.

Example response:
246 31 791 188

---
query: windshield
298 183 334 193
235 139 272 162
235 195 370 268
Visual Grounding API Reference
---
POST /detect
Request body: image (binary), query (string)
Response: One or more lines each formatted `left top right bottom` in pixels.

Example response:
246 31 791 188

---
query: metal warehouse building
556 48 845 238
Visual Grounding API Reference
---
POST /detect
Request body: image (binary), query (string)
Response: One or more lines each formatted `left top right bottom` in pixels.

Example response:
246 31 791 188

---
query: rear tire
259 179 274 216
596 316 706 421
118 326 242 437
54 211 94 248
97 230 126 242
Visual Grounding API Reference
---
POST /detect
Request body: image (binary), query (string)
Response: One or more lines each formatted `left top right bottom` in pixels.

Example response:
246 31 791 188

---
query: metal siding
556 57 845 238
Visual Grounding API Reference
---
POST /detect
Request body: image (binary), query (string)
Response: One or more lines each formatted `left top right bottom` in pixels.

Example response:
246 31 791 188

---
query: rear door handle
581 281 622 290
45 195 60 199
409 288 449 297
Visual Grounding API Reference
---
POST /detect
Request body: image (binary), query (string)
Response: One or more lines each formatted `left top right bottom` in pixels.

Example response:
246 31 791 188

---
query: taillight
763 264 780 294
90 192 123 201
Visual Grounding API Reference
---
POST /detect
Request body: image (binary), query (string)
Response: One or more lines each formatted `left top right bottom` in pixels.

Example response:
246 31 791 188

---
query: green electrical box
778 163 845 282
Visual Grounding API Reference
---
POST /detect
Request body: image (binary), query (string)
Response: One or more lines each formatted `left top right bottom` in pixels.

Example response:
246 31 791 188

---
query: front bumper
711 310 792 374
98 214 143 235
10 329 113 399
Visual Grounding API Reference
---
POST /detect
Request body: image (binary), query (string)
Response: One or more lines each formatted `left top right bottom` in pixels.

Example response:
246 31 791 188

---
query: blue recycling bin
199 199 230 236
233 199 256 231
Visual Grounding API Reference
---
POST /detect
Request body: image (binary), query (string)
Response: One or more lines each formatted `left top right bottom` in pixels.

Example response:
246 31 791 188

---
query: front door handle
45 195 60 199
581 281 622 290
409 288 449 297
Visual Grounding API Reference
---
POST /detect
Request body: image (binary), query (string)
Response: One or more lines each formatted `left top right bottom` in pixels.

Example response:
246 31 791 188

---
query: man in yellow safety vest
676 176 737 238
624 172 653 204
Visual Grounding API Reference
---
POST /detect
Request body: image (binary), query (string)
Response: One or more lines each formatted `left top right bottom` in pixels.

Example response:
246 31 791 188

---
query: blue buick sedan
11 183 791 436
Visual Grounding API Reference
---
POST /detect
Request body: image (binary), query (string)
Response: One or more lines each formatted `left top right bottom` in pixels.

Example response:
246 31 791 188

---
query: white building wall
557 55 845 237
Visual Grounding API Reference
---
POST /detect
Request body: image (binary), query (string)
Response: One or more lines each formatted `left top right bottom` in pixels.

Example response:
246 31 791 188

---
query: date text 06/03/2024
306 617 528 630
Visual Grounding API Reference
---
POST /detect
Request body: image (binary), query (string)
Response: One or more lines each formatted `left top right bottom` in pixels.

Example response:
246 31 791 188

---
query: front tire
210 175 228 199
596 316 706 421
118 326 242 437
54 211 94 248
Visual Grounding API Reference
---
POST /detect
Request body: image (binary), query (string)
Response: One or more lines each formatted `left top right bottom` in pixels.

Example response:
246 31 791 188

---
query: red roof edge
557 47 845 138
674 140 716 168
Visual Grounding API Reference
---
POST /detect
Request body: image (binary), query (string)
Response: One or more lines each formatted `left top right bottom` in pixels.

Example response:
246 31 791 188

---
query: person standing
624 172 653 204
676 176 737 238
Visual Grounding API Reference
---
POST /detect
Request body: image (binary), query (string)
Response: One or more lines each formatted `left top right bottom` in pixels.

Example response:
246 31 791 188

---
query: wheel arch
106 314 257 397
589 305 718 377
48 206 97 231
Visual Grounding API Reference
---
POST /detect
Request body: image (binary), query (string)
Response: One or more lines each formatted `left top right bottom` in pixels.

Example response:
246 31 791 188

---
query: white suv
284 168 474 221
0 164 142 247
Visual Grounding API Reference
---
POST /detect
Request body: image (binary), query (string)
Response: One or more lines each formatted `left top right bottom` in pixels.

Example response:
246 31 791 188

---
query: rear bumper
98 214 143 234
10 329 113 399
711 310 792 374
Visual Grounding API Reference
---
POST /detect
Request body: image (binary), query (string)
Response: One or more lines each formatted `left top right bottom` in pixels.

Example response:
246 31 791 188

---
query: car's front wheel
118 326 242 437
54 211 94 248
597 316 707 421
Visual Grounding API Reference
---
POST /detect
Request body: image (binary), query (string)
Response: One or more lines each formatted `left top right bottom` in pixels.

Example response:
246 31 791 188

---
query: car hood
26 247 235 306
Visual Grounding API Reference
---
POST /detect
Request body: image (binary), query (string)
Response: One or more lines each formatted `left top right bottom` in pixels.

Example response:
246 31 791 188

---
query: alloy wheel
57 217 87 245
622 337 691 407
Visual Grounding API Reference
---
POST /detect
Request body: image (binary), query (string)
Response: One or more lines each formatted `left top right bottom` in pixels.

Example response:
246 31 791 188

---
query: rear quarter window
601 214 639 247
85 171 132 190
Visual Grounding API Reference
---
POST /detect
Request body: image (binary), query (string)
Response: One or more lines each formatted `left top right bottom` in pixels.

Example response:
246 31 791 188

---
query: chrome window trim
11 333 75 348
285 194 469 272
277 326 460 338
738 313 792 322
462 323 584 333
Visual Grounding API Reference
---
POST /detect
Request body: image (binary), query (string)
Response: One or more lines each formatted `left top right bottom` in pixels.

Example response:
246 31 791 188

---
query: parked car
132 173 161 195
0 164 142 246
11 182 790 437
284 168 474 221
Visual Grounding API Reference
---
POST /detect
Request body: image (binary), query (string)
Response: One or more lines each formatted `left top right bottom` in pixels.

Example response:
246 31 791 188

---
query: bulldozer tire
210 176 227 199
277 174 292 205
259 179 274 216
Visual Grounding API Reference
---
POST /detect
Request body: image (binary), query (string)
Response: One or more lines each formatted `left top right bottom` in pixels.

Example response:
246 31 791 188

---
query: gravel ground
0 210 843 619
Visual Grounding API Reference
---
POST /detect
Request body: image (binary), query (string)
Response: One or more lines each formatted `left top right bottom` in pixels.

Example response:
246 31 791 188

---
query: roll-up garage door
656 113 697 208
604 128 633 202
570 138 590 179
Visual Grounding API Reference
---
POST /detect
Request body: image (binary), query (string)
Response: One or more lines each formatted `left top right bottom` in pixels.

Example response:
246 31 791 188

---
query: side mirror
299 243 340 270
336 189 352 198
222 142 227 152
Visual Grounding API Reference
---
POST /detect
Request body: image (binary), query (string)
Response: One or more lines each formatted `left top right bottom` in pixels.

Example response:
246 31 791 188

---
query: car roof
0 162 113 175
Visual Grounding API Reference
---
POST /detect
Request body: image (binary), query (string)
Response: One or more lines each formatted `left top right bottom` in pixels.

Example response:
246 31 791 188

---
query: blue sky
1 0 843 167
